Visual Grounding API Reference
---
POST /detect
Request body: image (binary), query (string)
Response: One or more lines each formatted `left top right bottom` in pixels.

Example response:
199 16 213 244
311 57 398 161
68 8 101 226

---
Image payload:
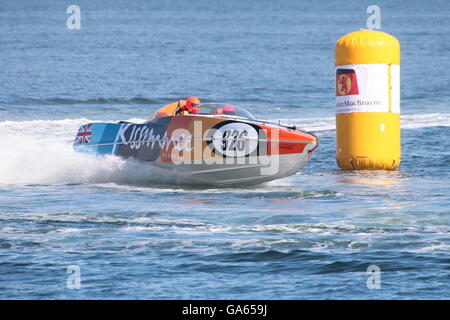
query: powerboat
73 101 318 186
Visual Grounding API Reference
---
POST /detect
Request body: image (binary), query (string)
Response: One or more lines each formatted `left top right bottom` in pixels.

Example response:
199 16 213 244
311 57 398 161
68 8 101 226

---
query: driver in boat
216 105 236 115
176 96 201 115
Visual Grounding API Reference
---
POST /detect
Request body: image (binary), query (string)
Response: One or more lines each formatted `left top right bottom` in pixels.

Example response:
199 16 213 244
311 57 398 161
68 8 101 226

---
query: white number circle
211 123 259 157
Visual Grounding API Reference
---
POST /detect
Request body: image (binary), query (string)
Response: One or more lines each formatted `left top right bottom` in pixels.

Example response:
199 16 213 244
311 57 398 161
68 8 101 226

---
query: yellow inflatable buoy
335 30 401 170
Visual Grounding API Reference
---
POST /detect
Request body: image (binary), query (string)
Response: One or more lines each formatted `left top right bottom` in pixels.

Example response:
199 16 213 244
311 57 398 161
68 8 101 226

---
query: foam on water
272 112 450 132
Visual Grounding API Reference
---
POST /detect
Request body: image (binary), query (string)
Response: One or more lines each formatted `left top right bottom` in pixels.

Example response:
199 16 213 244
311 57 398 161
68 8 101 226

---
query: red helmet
184 97 201 114
222 105 236 115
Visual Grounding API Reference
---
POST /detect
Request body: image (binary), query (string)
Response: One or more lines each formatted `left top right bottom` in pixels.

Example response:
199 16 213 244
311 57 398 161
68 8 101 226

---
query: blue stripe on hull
73 123 121 154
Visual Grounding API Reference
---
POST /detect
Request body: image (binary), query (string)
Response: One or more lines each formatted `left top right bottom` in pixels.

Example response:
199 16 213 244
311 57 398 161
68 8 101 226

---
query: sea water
0 0 449 299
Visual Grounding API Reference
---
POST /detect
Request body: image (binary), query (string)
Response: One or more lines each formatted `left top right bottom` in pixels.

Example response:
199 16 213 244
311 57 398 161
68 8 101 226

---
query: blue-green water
0 0 449 299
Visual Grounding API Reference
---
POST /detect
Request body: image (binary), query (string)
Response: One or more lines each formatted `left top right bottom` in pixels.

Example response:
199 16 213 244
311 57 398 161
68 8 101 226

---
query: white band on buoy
336 64 400 114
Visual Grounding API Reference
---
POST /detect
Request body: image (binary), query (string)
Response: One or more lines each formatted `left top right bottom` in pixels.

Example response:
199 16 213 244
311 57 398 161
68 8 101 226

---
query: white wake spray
0 118 190 185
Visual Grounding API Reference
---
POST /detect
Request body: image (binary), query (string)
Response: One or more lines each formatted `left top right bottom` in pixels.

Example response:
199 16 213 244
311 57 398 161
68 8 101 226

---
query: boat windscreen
197 103 255 120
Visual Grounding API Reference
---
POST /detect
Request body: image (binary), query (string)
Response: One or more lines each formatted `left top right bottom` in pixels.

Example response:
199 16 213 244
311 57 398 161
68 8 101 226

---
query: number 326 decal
208 122 260 158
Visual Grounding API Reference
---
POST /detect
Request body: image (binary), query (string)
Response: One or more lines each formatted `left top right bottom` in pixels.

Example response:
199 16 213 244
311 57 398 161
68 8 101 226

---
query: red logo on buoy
336 69 359 96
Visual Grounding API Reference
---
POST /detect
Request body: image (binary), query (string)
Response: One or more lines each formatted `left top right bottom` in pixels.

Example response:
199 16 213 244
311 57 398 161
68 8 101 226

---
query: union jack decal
75 124 93 144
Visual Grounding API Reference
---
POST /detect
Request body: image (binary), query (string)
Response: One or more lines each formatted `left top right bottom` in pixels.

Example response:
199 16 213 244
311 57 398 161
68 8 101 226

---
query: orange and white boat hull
73 113 317 186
